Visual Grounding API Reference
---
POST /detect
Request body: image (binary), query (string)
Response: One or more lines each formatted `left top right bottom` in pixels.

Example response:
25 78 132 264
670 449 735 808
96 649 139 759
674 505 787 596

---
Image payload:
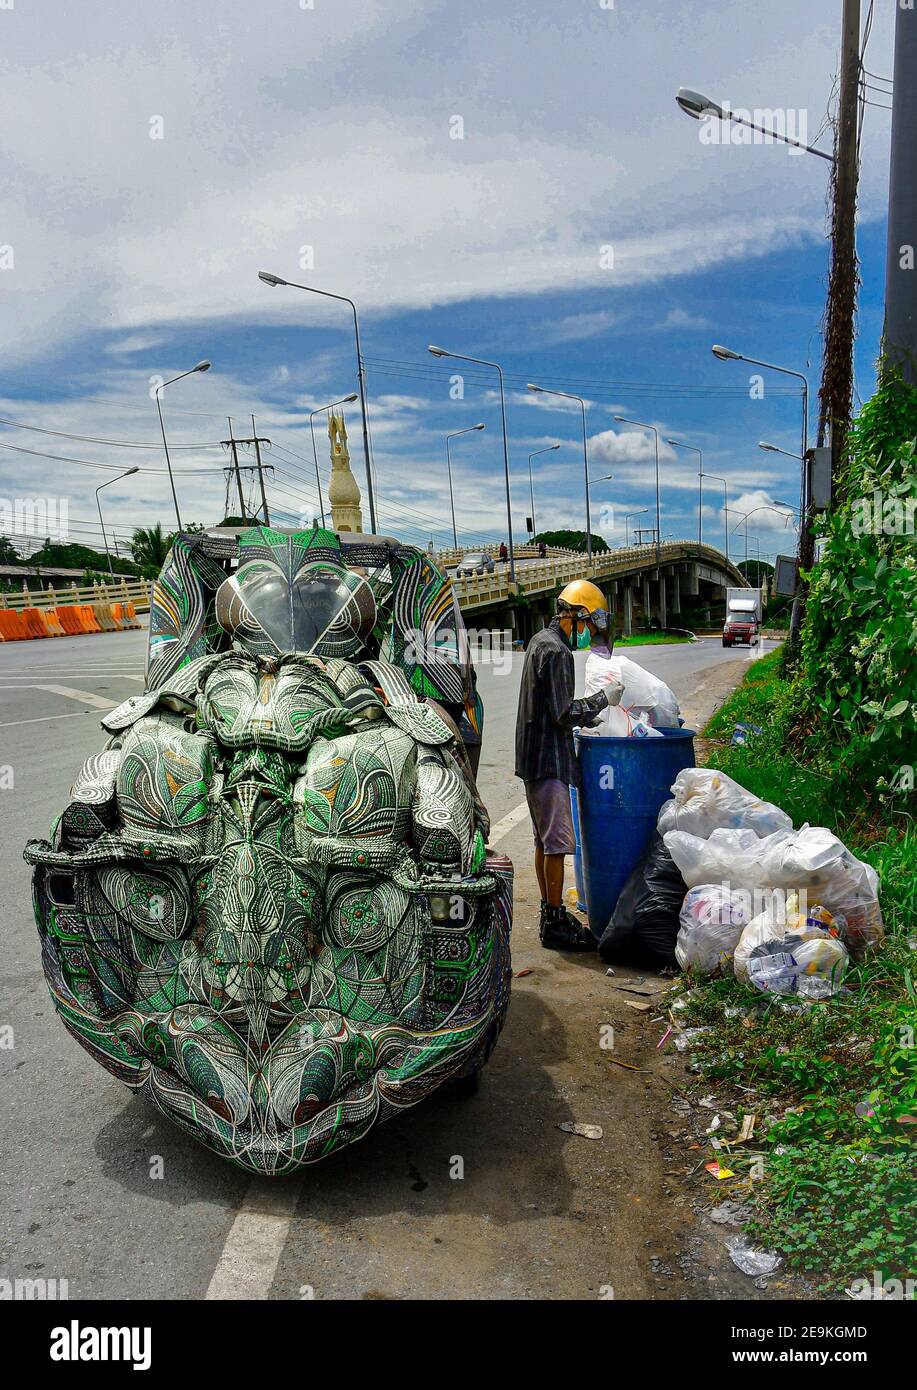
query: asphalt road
0 627 768 1300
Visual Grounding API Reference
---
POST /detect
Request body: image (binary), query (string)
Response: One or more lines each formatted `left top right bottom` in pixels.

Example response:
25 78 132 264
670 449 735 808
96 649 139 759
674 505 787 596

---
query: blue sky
0 0 896 565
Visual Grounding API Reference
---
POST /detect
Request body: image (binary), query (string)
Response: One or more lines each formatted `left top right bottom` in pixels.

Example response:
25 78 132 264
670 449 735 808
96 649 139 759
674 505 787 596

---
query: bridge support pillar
622 584 633 636
657 571 667 630
642 576 651 628
672 568 681 614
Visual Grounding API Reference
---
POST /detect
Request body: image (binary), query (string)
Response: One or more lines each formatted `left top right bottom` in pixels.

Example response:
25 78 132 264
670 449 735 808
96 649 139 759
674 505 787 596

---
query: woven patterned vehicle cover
24 526 511 1174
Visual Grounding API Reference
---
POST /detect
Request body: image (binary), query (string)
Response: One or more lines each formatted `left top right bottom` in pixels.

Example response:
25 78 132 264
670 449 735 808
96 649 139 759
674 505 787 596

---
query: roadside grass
674 646 917 1294
615 632 694 647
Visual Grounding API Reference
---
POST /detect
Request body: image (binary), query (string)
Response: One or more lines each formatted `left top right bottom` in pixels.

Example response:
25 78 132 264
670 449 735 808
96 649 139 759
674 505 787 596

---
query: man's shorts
524 777 576 856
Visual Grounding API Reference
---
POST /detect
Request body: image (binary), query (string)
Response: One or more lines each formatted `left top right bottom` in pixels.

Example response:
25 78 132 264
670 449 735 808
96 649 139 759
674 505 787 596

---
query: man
514 580 624 951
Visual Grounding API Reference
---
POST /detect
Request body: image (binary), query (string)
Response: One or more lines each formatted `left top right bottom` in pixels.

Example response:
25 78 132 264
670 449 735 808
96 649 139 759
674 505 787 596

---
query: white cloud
0 0 895 360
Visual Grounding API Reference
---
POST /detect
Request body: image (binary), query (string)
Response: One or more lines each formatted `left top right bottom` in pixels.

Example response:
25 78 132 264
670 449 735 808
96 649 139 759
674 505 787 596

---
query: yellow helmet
557 579 608 626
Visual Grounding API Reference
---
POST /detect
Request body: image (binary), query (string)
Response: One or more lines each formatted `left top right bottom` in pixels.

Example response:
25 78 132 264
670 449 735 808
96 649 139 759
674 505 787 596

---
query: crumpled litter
675 883 754 974
725 1235 781 1276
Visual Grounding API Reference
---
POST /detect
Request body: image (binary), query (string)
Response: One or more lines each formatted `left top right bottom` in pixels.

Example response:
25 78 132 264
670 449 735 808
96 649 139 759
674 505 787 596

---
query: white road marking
33 684 119 710
206 1182 304 1301
205 796 535 1300
0 710 101 728
488 800 530 843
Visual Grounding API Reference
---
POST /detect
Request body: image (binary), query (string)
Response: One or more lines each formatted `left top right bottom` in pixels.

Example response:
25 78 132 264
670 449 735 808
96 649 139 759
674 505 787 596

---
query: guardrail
451 540 745 608
0 577 152 613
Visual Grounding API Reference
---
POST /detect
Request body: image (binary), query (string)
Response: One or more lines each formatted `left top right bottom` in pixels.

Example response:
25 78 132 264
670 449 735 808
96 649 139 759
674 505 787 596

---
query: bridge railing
0 577 153 613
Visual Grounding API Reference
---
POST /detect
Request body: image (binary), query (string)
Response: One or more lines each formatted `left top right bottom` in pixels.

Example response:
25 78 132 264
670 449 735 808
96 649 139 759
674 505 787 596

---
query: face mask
576 624 592 650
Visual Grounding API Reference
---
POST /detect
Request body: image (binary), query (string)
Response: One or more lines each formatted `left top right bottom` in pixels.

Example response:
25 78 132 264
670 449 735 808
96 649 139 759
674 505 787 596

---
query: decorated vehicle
25 525 512 1176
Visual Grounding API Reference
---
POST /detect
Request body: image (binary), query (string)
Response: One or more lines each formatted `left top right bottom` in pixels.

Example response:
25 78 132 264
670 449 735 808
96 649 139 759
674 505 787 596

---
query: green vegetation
614 632 693 647
676 646 916 1294
532 529 609 553
682 372 915 1291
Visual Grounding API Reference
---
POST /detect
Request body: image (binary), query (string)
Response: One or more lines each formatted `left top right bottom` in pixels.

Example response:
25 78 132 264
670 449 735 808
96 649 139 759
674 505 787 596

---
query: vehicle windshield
216 556 377 657
462 553 486 565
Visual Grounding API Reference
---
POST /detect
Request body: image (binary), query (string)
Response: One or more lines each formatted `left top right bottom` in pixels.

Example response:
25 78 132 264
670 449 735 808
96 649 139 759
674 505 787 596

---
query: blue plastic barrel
569 785 588 912
574 729 696 938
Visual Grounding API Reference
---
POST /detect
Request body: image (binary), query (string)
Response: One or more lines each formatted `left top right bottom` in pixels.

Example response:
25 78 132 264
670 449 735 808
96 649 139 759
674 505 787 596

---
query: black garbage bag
598 831 685 971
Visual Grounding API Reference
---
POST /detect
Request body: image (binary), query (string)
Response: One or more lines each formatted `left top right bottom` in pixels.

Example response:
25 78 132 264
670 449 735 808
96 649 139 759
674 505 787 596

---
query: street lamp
429 345 516 581
528 384 594 563
666 437 704 544
96 467 139 578
700 472 730 561
758 439 804 461
154 361 210 531
309 393 358 527
615 415 661 565
712 346 809 639
259 271 376 534
527 443 560 540
446 423 486 550
623 507 649 547
675 88 835 161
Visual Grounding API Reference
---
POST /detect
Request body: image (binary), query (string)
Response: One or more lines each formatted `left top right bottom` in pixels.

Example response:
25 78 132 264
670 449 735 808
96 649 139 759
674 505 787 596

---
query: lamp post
446 423 486 549
528 384 594 563
666 437 704 544
429 345 516 581
700 472 729 561
615 415 661 565
309 393 358 527
96 467 139 578
623 507 649 547
758 439 804 462
259 271 376 534
154 361 210 531
712 345 810 640
526 443 560 539
675 88 835 161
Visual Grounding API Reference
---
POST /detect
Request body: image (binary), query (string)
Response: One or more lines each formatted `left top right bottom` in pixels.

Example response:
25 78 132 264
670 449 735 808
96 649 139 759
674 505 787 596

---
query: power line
0 414 222 449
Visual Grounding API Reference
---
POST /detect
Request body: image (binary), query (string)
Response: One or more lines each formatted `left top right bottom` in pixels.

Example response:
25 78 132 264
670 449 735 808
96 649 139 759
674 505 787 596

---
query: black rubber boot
540 903 597 952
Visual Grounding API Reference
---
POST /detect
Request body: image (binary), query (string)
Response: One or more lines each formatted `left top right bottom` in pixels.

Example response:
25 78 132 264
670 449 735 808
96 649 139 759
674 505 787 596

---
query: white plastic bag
734 900 849 997
675 884 754 974
658 768 792 839
584 647 681 730
664 825 883 958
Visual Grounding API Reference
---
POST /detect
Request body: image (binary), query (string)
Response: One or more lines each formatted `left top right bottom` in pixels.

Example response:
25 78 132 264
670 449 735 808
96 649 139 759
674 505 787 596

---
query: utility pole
884 1 917 384
221 417 273 524
817 0 861 498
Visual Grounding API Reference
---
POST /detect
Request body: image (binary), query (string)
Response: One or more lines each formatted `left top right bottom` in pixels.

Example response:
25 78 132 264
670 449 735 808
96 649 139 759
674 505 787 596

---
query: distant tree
131 523 171 576
0 536 22 565
532 529 609 554
29 539 140 575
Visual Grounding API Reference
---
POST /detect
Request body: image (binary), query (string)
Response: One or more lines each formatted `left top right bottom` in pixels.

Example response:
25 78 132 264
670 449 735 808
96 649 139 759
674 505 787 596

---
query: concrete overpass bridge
450 541 746 640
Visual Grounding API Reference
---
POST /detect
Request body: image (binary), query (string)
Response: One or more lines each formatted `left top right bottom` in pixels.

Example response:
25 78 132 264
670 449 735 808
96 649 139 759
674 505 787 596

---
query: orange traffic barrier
0 610 29 640
112 602 141 630
55 605 86 635
91 602 120 632
38 608 66 637
21 607 53 638
78 605 102 633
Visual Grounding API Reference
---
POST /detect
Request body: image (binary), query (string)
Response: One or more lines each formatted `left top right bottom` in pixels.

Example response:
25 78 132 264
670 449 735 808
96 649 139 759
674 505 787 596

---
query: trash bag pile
598 767 883 999
582 647 681 738
662 770 883 998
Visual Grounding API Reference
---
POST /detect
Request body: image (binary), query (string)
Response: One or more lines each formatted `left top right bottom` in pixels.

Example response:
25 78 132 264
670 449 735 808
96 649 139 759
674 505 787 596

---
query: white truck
722 587 762 647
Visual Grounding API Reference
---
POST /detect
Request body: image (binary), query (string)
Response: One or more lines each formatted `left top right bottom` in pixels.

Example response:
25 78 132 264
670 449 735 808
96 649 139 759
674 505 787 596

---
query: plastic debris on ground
725 1235 781 1277
674 883 754 974
674 1027 713 1052
731 723 764 746
557 1122 603 1140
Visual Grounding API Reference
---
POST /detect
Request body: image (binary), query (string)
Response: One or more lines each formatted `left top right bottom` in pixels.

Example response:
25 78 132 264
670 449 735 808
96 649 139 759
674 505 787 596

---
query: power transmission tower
221 417 273 524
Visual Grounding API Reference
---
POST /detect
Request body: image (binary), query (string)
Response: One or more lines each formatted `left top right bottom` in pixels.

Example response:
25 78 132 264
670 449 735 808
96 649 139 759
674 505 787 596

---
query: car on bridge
456 551 496 577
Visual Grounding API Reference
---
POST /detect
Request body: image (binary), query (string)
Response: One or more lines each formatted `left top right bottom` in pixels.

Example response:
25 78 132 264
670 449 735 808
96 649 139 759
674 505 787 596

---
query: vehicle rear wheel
444 1069 481 1099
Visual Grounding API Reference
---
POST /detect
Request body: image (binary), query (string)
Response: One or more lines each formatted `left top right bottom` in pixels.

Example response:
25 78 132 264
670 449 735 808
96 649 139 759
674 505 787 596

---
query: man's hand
598 678 625 708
